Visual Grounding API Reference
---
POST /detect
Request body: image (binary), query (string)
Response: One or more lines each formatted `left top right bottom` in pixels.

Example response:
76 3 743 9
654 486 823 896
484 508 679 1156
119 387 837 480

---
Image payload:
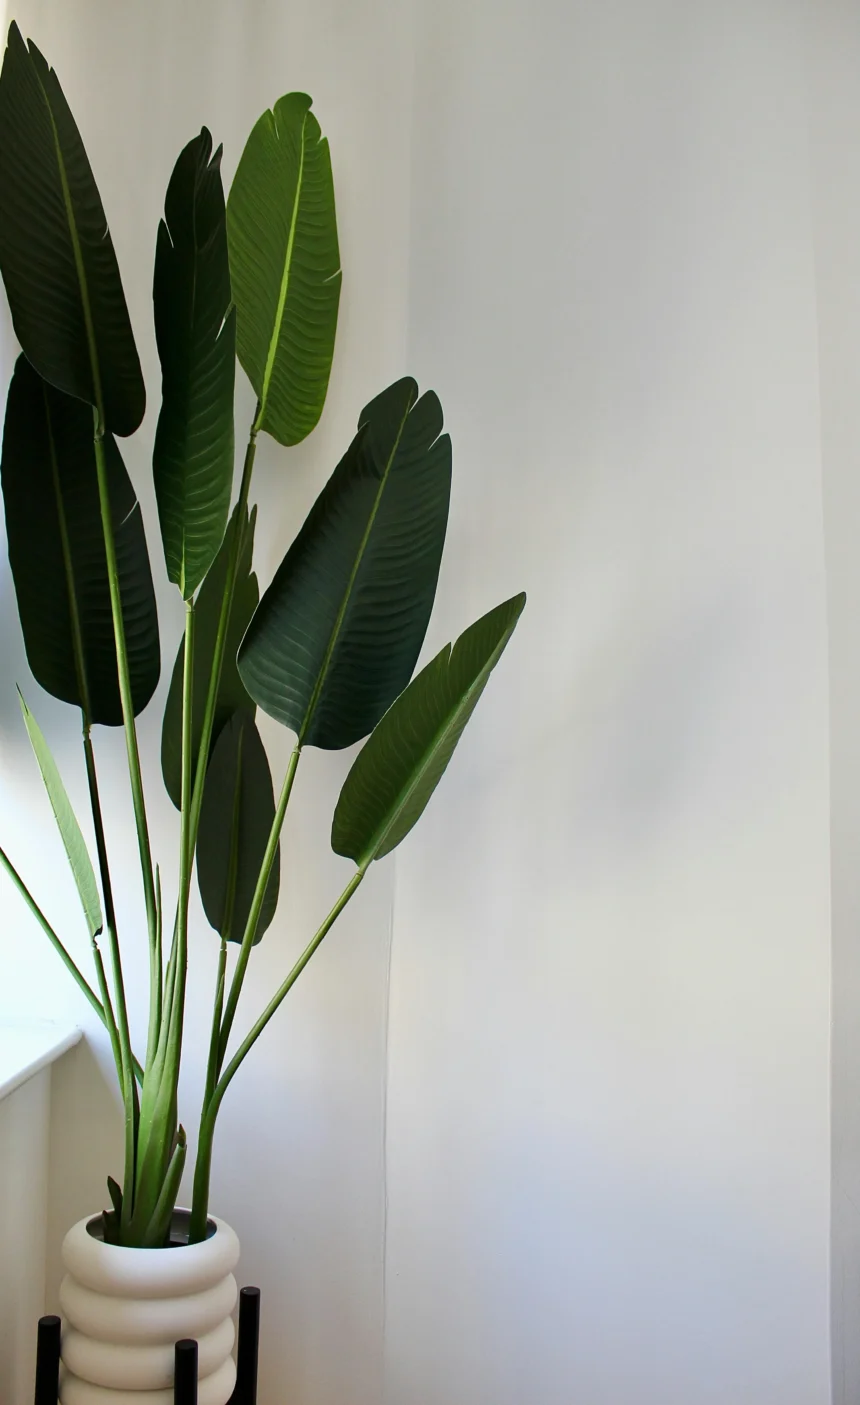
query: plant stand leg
229 1286 261 1405
174 1339 198 1405
34 1315 61 1405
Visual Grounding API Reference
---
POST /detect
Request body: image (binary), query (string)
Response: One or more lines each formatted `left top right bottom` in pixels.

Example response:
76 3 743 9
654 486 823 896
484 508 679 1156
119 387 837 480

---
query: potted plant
0 20 525 1403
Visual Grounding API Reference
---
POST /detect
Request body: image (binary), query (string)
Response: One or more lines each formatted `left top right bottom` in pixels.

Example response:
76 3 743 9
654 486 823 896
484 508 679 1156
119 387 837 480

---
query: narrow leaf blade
238 378 451 748
0 23 144 434
227 92 340 445
154 128 235 598
18 691 103 937
161 505 258 808
197 711 280 944
2 356 160 724
332 594 525 866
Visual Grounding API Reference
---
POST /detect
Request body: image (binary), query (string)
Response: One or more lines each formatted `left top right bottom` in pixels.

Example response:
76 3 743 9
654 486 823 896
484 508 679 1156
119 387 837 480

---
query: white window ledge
0 1020 81 1102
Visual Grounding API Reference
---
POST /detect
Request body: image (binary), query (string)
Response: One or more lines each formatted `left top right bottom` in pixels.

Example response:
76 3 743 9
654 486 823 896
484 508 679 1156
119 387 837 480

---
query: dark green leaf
154 128 235 599
161 505 258 808
0 23 144 435
332 594 525 867
227 91 340 445
197 711 279 944
103 1174 123 1242
238 378 451 749
19 690 102 937
2 356 160 724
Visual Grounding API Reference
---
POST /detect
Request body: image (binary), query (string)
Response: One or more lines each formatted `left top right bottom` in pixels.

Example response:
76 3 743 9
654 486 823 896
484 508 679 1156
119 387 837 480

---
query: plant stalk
91 425 159 1043
189 867 365 1242
203 940 228 1112
129 603 195 1240
82 726 139 1211
90 938 122 1087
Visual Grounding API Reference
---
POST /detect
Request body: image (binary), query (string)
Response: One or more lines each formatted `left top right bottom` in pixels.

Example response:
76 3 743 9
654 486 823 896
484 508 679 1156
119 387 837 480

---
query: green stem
175 599 196 1033
142 1125 186 1248
203 940 228 1112
82 729 137 1086
90 937 122 1087
189 868 365 1242
188 425 258 856
92 426 158 1021
218 746 301 1068
129 605 195 1240
155 864 163 1034
0 846 144 1083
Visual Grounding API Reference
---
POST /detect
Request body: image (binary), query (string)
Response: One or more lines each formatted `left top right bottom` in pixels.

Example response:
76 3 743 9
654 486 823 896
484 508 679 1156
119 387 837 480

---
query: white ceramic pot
57 1209 240 1405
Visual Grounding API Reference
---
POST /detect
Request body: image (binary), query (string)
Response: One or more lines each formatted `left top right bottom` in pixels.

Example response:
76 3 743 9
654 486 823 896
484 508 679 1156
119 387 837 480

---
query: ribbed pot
58 1209 240 1405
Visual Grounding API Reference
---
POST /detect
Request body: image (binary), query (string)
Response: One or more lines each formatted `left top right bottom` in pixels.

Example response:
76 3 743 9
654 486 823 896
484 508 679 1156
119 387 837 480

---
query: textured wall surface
384 3 831 1402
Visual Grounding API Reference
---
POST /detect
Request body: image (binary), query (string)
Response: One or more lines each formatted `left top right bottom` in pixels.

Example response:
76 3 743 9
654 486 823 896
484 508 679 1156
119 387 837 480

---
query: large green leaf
227 91 340 445
18 690 103 938
332 594 525 867
197 711 279 944
0 23 144 436
153 128 235 599
2 355 160 724
238 378 451 750
161 505 258 808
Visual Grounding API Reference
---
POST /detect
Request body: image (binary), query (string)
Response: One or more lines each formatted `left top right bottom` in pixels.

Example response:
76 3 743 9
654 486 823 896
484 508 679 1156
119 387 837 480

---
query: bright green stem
189 868 365 1243
155 865 163 1026
92 429 159 1044
0 844 143 1081
82 729 138 1183
142 1126 186 1248
188 425 258 857
218 746 301 1067
90 938 122 1087
129 605 195 1243
175 599 196 1039
203 940 228 1112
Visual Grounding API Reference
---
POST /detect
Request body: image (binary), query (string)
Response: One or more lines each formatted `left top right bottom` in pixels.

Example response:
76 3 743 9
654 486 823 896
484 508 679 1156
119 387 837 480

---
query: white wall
383 3 832 1403
809 4 860 1401
0 2 414 1402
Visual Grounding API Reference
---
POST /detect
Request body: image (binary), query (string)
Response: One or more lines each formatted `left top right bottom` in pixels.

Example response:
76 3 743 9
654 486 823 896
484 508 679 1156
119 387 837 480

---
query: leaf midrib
296 397 413 746
177 166 200 599
254 108 308 434
36 60 104 425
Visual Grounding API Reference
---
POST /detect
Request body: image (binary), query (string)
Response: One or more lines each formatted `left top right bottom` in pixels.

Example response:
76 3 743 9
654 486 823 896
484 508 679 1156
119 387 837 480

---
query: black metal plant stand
34 1285 261 1405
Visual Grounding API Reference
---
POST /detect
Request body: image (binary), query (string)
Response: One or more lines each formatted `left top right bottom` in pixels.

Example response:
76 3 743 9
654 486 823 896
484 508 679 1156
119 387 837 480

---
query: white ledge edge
0 1020 82 1102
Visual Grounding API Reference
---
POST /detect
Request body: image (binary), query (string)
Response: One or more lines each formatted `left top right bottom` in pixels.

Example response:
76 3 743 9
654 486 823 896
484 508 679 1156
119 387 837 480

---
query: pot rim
85 1207 217 1247
62 1210 240 1298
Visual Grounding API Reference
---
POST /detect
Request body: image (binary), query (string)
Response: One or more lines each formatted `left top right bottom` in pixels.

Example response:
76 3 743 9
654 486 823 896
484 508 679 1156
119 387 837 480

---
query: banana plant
0 21 525 1248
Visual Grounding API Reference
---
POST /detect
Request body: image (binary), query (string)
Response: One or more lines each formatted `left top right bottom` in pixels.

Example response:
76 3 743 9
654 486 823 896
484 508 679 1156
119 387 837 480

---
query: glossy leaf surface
197 711 279 944
332 594 525 867
2 356 160 724
0 23 144 434
238 378 451 749
227 91 340 445
153 128 235 598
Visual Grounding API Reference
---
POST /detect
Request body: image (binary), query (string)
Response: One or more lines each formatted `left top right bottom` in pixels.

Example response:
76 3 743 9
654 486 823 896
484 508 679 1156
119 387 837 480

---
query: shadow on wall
44 1038 123 1314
